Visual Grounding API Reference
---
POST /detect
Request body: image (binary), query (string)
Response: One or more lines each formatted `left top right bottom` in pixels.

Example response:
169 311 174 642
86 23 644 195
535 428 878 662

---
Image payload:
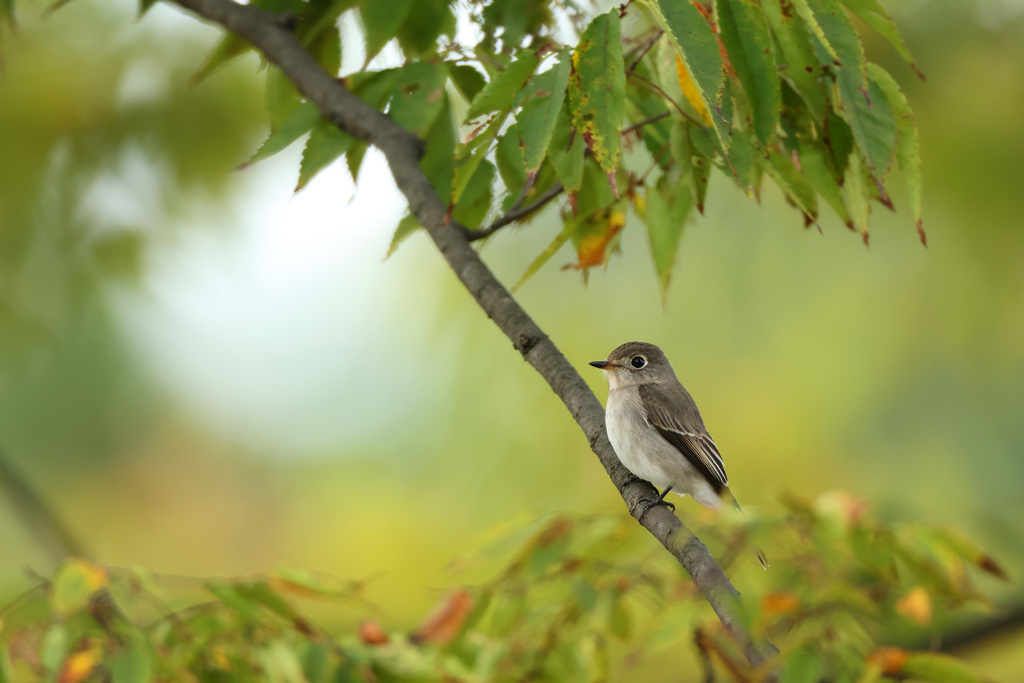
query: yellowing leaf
51 559 107 619
57 640 102 683
675 55 711 125
867 647 910 674
896 586 932 625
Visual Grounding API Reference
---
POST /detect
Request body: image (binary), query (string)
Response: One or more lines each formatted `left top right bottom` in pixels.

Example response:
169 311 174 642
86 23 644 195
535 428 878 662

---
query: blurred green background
1 0 1022 678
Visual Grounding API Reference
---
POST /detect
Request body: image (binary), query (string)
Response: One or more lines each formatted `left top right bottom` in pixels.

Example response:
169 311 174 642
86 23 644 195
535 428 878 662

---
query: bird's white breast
606 387 673 490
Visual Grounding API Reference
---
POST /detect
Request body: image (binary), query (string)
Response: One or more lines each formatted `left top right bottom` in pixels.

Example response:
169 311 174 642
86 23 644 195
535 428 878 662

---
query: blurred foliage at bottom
0 493 1004 682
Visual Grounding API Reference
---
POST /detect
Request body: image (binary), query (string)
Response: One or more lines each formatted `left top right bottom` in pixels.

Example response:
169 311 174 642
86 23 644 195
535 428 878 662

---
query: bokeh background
1 0 1022 678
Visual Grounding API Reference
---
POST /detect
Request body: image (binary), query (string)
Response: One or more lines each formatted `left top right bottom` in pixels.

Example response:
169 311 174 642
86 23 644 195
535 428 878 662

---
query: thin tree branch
0 446 88 562
468 181 564 241
165 0 778 671
470 111 669 240
627 70 703 127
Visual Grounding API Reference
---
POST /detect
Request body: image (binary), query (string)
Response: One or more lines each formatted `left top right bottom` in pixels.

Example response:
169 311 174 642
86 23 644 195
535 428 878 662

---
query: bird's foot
639 487 674 521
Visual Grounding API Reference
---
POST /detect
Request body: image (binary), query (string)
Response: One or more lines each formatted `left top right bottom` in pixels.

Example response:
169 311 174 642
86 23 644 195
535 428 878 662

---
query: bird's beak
589 360 617 370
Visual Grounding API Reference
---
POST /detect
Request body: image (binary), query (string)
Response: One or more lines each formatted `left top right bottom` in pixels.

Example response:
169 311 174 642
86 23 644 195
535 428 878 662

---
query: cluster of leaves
0 492 1004 682
189 0 925 300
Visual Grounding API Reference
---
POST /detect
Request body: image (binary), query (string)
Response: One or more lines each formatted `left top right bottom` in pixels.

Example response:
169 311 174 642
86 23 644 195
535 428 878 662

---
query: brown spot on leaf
411 590 474 645
359 620 389 645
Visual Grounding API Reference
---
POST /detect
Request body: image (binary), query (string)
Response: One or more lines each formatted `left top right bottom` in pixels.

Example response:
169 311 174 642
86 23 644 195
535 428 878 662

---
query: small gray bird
591 341 767 568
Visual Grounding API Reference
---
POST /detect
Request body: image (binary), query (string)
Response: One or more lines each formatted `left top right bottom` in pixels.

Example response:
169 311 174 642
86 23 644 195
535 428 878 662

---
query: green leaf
639 0 727 147
396 0 456 56
902 652 989 683
800 142 852 228
266 66 302 131
761 0 827 123
51 559 107 618
549 101 585 194
517 48 572 174
842 147 870 241
790 0 867 91
419 97 456 201
259 641 306 683
495 124 527 200
109 644 153 683
244 101 321 168
297 119 355 191
867 63 924 244
361 0 414 65
386 213 422 258
308 24 342 77
298 0 358 45
388 63 449 137
717 0 780 145
452 117 499 206
759 146 817 224
450 64 487 103
39 623 68 673
453 160 496 230
512 217 577 291
569 11 626 175
193 33 252 83
835 68 897 183
670 120 710 213
642 175 693 303
723 126 756 196
465 51 541 121
839 0 923 79
347 140 369 182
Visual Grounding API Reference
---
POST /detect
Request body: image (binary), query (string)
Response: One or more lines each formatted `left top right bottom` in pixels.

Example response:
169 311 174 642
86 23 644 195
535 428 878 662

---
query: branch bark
167 0 778 670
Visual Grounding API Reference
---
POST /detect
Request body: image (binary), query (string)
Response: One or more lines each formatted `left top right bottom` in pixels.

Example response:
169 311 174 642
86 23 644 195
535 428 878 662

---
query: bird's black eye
631 356 646 369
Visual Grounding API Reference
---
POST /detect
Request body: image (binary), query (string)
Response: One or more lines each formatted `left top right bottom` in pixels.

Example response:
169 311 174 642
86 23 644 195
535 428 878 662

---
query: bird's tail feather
722 490 770 570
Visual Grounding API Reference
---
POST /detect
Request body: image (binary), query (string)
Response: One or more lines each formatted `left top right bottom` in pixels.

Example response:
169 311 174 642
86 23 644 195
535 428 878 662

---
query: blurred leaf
495 123 527 202
842 147 870 241
639 0 727 146
296 119 355 190
388 62 449 137
107 642 152 683
895 586 932 625
193 33 252 83
412 590 474 644
901 652 991 683
386 214 421 258
40 623 69 673
918 527 1009 581
271 567 364 599
267 66 302 130
419 97 456 201
244 101 321 167
800 142 852 228
395 0 455 56
452 159 495 229
51 559 107 619
361 0 414 65
517 48 571 174
449 64 487 103
790 0 867 91
839 0 923 79
259 641 306 683
58 639 102 683
346 140 369 182
465 51 541 121
641 175 693 303
308 25 341 77
569 11 625 176
548 101 585 195
759 147 817 225
717 0 780 145
867 63 925 245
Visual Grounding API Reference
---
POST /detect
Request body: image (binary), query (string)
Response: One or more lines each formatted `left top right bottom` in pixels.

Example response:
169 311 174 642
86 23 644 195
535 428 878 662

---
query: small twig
622 110 671 137
627 71 702 127
468 182 565 241
626 28 663 72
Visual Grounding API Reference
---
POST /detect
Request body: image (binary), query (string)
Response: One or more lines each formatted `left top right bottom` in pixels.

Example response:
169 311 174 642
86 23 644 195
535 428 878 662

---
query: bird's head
589 341 676 388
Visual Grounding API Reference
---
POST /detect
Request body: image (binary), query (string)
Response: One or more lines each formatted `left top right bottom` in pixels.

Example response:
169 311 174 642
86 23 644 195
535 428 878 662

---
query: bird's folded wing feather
637 383 729 493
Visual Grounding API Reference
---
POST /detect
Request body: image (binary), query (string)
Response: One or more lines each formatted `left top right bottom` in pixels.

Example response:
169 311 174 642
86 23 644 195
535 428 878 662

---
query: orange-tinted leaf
896 586 932 625
412 590 474 644
51 559 107 619
867 646 909 674
566 206 626 279
57 640 102 683
358 620 389 645
761 591 799 615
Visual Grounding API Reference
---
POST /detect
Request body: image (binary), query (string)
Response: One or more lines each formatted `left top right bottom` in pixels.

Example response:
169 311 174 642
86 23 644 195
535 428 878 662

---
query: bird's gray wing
637 383 729 493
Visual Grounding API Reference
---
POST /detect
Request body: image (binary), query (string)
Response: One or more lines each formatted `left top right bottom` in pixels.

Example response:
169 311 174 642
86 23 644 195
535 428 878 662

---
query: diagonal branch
468 181 564 241
166 0 778 671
